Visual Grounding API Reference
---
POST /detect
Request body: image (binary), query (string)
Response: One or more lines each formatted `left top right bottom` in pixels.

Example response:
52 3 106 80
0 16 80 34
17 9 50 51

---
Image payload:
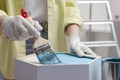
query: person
0 0 97 80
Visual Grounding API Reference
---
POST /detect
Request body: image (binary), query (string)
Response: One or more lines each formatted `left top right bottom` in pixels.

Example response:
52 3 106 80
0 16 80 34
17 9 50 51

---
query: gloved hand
68 34 98 57
1 15 42 41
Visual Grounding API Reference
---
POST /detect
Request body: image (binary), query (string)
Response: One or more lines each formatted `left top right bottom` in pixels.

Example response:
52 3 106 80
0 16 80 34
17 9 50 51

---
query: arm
64 0 97 57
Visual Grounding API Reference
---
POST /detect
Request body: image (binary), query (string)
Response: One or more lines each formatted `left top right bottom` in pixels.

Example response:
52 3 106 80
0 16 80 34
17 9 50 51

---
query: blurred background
26 0 120 58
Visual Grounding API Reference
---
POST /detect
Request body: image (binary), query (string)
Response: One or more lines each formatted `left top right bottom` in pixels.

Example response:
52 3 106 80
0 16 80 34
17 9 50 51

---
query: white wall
109 0 120 56
109 0 120 20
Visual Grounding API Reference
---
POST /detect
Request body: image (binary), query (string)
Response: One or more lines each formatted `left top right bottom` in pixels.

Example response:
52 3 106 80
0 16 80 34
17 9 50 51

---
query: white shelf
78 0 120 57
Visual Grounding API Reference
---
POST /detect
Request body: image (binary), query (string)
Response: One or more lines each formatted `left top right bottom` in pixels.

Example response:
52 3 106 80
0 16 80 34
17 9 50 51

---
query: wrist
68 34 80 40
65 24 80 36
68 34 81 45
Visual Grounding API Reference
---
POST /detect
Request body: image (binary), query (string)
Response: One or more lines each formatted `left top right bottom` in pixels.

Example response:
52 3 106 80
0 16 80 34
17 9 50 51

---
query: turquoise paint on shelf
56 53 93 64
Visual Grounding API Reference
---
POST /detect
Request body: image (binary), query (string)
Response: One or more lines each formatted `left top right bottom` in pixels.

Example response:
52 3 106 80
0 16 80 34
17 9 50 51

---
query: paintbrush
21 8 62 64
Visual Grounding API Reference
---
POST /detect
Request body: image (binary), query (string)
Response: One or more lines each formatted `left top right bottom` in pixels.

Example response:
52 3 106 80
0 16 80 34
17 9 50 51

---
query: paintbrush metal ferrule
33 43 52 55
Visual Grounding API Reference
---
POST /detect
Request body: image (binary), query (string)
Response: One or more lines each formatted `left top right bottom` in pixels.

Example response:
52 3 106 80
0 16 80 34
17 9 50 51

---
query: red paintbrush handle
21 8 34 25
21 8 30 18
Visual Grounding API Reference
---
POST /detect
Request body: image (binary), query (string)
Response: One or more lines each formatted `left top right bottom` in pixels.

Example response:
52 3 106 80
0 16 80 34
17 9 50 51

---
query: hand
68 34 98 57
1 15 42 41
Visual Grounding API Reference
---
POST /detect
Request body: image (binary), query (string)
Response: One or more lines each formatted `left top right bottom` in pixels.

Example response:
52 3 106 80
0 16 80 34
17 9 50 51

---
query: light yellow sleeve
0 10 7 16
65 0 83 28
0 10 7 33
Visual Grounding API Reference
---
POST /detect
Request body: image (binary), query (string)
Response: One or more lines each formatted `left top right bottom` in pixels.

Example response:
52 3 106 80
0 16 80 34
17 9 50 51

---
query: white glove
68 34 97 57
1 15 42 41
